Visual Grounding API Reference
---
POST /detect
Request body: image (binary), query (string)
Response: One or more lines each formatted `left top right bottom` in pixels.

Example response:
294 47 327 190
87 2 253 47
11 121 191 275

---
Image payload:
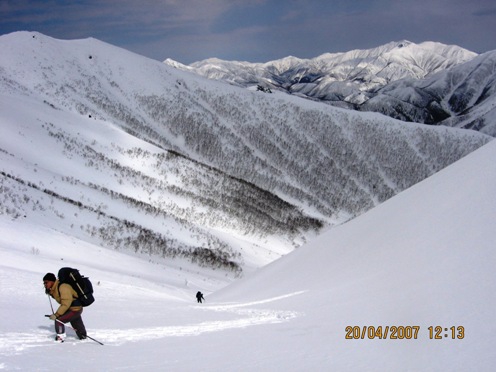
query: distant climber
196 291 205 303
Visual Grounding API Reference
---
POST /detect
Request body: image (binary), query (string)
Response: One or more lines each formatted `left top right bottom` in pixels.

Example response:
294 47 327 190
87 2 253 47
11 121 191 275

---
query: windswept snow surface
1 133 495 370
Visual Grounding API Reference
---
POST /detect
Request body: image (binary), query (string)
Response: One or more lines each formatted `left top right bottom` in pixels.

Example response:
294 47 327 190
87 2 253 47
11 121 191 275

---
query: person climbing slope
196 291 205 303
43 272 87 342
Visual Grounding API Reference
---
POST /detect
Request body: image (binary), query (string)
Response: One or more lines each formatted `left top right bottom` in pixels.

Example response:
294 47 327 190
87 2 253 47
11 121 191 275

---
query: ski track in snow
0 291 305 354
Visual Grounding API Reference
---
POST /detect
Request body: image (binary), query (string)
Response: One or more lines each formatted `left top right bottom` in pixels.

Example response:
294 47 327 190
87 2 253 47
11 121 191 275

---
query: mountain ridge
165 40 496 136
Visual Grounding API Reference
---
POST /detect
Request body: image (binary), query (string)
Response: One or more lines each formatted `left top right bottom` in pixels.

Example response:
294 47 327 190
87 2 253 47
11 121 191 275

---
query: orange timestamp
345 326 465 340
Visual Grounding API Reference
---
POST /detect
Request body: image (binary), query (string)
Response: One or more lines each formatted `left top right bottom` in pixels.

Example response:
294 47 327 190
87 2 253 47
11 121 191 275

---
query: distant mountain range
165 41 496 136
0 32 492 274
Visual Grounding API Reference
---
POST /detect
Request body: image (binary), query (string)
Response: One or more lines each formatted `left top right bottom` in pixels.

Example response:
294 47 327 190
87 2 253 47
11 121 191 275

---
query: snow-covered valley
1 136 495 371
0 31 495 371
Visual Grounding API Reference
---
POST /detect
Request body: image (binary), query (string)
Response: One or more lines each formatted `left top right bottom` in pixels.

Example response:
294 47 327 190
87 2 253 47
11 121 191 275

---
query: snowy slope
0 136 494 371
207 139 496 371
1 31 491 276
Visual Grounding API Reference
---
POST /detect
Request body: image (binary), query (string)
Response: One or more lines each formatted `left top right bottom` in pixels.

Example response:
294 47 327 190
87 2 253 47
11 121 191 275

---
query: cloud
1 0 495 63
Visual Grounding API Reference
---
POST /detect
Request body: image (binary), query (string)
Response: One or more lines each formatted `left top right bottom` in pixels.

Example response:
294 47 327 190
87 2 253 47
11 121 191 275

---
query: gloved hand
49 314 57 320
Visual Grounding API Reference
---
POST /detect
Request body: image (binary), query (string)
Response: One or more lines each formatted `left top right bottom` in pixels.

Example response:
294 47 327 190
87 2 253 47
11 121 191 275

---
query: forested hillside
0 32 492 273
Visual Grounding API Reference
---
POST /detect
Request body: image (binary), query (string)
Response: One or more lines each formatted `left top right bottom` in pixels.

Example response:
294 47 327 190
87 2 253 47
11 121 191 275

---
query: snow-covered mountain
166 41 496 136
361 50 496 136
0 31 492 276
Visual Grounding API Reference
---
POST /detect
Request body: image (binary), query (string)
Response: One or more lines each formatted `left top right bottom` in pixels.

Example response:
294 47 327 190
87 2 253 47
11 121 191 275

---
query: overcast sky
1 0 496 64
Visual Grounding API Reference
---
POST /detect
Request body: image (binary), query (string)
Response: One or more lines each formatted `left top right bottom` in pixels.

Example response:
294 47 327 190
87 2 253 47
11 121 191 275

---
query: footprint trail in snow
0 291 305 354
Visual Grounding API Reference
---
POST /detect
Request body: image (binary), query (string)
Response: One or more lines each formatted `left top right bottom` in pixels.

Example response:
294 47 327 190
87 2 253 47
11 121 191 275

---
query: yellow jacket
49 280 82 317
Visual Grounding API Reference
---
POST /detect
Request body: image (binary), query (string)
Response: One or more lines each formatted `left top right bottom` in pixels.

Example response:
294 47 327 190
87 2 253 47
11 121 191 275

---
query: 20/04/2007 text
345 326 420 340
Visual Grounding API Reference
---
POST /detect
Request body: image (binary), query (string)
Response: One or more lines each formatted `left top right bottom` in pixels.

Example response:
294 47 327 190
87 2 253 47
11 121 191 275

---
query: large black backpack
58 267 95 307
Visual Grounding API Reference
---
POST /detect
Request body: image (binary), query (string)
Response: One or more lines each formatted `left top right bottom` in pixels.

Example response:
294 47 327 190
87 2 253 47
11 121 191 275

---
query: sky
1 0 496 64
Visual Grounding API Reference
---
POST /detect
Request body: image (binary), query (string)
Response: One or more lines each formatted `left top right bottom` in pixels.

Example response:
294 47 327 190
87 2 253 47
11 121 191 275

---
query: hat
43 273 56 282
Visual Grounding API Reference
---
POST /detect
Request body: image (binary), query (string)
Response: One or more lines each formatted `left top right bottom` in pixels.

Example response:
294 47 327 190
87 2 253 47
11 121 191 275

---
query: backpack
58 267 95 307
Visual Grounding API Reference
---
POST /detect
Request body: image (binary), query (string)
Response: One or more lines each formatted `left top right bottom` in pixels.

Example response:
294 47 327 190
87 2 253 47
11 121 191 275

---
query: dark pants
55 309 87 339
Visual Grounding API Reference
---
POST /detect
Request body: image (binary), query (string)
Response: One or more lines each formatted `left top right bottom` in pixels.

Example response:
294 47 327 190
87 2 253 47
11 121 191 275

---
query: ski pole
45 315 104 345
47 294 55 314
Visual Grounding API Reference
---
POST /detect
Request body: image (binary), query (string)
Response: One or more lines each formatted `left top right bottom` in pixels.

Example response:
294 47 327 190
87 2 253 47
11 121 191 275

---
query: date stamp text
345 326 465 340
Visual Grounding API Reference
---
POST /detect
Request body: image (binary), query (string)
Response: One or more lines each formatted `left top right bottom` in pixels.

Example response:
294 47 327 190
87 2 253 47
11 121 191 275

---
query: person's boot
77 332 87 340
55 333 66 343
